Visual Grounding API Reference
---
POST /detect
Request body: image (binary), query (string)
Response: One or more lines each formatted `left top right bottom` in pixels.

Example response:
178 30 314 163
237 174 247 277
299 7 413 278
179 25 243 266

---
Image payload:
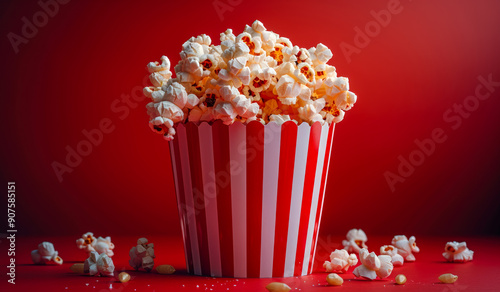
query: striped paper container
168 120 335 278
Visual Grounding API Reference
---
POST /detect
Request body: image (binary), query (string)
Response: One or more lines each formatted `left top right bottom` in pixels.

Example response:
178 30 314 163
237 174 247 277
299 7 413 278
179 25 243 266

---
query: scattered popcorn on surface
342 229 368 253
379 245 404 266
442 241 474 263
31 242 63 265
326 273 343 286
129 238 156 272
323 249 358 273
265 282 292 292
439 273 458 284
84 251 115 277
391 235 419 262
144 20 357 140
353 248 393 280
76 232 96 254
94 236 115 257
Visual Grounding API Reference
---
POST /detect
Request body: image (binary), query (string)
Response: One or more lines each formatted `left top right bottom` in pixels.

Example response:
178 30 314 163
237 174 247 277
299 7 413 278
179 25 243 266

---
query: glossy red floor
3 235 500 291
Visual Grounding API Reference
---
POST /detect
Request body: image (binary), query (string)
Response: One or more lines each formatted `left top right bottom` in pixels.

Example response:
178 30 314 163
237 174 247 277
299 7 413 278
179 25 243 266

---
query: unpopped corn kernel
70 263 85 274
439 273 458 284
265 282 291 292
118 272 131 283
395 274 407 285
156 264 176 275
326 273 343 286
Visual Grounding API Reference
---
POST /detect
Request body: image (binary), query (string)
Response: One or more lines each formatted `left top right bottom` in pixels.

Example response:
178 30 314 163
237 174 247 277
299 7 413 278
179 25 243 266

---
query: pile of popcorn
144 20 357 140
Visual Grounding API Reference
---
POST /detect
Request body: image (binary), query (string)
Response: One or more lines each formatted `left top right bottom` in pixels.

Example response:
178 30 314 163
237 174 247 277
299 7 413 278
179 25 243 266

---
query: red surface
2 235 500 291
1 0 500 238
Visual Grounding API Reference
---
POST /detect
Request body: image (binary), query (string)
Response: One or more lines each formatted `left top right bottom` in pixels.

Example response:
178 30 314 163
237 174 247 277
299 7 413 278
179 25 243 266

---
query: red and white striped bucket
168 120 335 278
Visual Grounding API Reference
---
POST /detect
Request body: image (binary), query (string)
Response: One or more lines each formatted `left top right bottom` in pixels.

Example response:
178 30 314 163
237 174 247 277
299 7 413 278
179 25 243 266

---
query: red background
1 0 500 240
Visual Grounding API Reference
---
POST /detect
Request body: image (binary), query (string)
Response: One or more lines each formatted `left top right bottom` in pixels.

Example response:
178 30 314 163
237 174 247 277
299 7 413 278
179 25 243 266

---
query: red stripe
185 123 211 276
212 121 234 277
171 132 194 274
293 122 322 276
272 121 298 277
307 123 335 273
246 121 264 278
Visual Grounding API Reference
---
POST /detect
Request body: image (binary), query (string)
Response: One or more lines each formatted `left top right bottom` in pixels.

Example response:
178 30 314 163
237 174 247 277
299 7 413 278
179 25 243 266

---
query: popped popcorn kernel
353 248 393 280
443 241 474 263
31 242 63 265
392 235 419 262
342 229 368 253
129 238 156 272
143 20 358 140
323 249 358 273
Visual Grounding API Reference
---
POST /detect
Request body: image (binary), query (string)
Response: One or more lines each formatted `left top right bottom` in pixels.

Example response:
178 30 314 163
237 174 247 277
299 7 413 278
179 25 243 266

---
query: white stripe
301 124 328 275
229 122 247 278
260 122 281 278
283 123 310 277
198 123 222 277
309 124 335 274
177 125 202 275
169 140 190 274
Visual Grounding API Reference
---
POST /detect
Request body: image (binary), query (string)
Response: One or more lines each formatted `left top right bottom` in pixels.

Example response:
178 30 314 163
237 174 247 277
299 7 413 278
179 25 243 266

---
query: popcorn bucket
168 120 335 278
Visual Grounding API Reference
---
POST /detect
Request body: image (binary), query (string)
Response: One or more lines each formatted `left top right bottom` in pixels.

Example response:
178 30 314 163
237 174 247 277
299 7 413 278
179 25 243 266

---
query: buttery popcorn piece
442 241 473 263
380 245 404 266
76 232 96 253
342 229 368 253
391 235 419 262
143 20 358 140
31 242 63 265
353 248 393 280
323 249 358 273
129 237 156 272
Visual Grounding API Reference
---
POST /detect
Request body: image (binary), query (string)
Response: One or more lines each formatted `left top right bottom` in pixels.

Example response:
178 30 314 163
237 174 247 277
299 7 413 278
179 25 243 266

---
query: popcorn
269 114 293 125
76 232 96 253
391 235 420 262
309 43 333 66
323 249 358 273
353 248 393 280
31 242 63 265
342 229 368 253
84 251 114 277
129 238 155 272
442 241 474 263
143 20 358 140
94 236 115 257
379 245 404 266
